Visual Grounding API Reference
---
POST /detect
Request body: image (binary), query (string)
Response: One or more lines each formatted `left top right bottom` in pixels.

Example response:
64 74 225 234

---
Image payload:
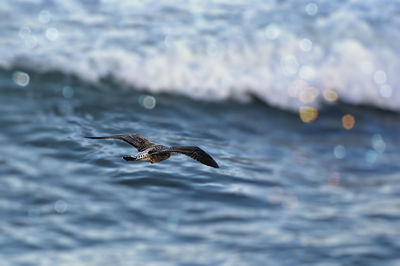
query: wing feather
167 146 219 168
86 134 155 151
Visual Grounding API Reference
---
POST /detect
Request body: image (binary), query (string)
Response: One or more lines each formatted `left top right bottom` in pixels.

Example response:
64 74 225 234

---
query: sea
1 0 400 265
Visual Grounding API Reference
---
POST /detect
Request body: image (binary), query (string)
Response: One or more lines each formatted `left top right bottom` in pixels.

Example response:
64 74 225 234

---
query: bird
85 134 219 168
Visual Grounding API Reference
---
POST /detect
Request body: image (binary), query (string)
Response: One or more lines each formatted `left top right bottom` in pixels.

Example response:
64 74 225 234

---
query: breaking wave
1 0 399 112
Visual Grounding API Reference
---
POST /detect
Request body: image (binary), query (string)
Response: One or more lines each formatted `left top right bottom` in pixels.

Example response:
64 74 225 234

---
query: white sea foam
0 0 399 112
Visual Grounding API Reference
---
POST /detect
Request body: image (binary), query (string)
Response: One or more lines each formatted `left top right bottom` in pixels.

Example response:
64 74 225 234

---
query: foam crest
0 0 399 112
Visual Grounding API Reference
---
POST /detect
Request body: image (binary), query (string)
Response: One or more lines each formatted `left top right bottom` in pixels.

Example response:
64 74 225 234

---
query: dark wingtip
193 147 219 168
210 161 219 168
85 136 110 139
204 157 219 168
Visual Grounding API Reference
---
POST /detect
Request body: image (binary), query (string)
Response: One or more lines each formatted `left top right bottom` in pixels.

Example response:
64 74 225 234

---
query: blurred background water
1 0 400 265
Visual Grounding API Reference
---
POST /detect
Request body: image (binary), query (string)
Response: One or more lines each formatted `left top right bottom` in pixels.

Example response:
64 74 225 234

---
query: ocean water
1 0 400 265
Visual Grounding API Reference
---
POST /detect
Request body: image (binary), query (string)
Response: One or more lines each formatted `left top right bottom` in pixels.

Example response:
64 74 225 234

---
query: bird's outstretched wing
152 146 219 168
86 134 155 152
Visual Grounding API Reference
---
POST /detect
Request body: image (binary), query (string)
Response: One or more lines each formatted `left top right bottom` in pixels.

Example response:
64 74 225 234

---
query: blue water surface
1 1 400 265
1 71 400 265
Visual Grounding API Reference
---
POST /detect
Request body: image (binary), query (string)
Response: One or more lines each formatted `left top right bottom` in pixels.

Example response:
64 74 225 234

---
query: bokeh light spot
299 38 312 52
267 187 283 204
282 193 298 210
322 89 338 102
293 149 308 166
62 86 74 99
25 35 38 49
27 208 40 220
365 150 377 164
328 172 340 187
12 71 30 87
19 26 31 39
46 27 59 41
333 145 345 159
265 23 280 40
167 214 180 229
342 114 355 130
298 65 316 80
299 106 318 123
305 3 318 16
360 61 374 75
288 79 308 98
18 26 38 49
281 55 299 76
373 70 387 85
54 200 68 214
379 84 392 98
139 95 156 109
371 134 385 153
299 86 319 104
38 10 51 24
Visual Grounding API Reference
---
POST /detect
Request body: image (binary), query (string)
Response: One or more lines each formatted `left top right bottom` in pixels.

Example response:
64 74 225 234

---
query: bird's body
86 134 219 168
124 145 170 163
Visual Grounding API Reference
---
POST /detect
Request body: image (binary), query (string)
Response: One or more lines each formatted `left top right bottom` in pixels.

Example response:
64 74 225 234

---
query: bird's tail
122 156 137 161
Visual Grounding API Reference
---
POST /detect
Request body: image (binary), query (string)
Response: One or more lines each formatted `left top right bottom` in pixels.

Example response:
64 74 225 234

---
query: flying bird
86 134 219 168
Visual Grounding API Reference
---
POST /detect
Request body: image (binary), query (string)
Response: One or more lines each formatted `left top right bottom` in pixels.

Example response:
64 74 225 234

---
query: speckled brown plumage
86 134 219 168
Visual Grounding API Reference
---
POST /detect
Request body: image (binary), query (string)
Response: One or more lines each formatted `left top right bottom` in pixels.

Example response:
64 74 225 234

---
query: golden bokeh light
322 89 338 102
299 106 318 123
342 114 355 130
